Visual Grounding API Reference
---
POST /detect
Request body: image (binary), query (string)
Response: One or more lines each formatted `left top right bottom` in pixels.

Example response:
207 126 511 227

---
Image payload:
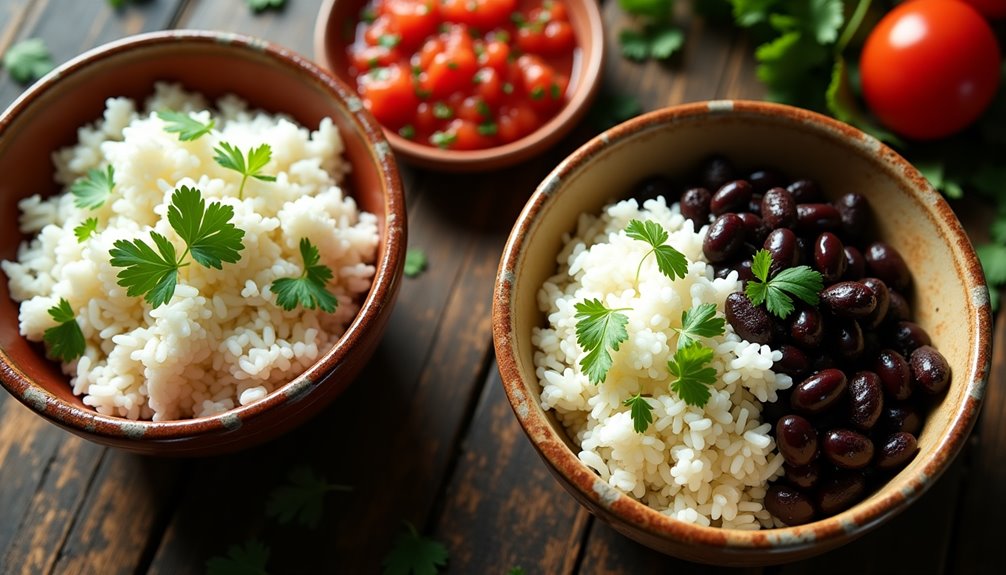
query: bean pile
632 155 952 527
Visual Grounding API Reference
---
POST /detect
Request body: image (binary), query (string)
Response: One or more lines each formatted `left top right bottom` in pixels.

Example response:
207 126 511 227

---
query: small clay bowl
0 30 406 456
313 0 605 172
492 101 991 564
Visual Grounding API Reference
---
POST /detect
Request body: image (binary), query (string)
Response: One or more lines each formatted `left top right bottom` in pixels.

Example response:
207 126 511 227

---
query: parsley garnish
623 392 655 433
674 303 725 351
530 86 545 100
476 122 497 137
667 342 717 407
156 110 215 142
213 142 277 200
271 238 338 312
2 38 53 84
74 217 99 243
206 539 270 575
247 0 285 12
619 25 684 62
398 125 416 139
744 249 823 319
549 83 561 99
430 131 457 149
382 522 448 575
502 82 514 95
379 34 401 48
109 186 246 308
265 466 351 529
432 102 453 120
71 165 114 209
42 298 85 362
404 248 427 278
508 568 526 575
574 298 630 385
625 219 687 284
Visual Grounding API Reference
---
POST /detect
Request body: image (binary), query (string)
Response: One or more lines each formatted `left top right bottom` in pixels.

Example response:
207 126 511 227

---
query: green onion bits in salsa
348 0 578 150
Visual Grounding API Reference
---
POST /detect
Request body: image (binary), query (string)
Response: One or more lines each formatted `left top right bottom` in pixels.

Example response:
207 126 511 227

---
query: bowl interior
498 102 988 561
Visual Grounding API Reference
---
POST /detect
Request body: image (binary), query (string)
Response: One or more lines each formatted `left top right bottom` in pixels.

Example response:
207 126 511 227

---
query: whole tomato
859 0 1001 140
961 0 1006 19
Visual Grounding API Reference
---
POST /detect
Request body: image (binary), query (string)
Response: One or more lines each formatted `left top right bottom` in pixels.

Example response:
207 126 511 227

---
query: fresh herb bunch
745 249 823 319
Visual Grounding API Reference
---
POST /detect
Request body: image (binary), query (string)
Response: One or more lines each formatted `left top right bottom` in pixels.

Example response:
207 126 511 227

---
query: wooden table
0 1 1002 573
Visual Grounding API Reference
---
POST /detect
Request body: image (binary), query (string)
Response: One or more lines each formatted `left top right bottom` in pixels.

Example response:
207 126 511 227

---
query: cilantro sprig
42 298 85 362
156 110 215 142
2 38 53 84
674 303 725 351
265 466 351 529
71 165 115 209
668 342 718 407
109 186 246 308
616 0 683 62
404 248 428 278
574 299 630 386
271 238 338 312
74 218 99 243
623 393 656 433
382 522 448 575
206 539 270 575
214 142 277 199
625 219 687 284
744 249 823 319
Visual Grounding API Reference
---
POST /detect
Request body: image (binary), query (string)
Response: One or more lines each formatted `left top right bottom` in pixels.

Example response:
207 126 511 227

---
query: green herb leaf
649 25 684 60
625 219 687 282
206 539 270 575
430 131 457 149
74 217 99 243
617 0 673 21
109 232 180 308
247 0 285 13
432 102 453 120
623 393 655 433
382 522 448 575
2 38 53 84
745 249 823 319
156 110 215 141
675 303 725 350
667 342 717 407
508 568 526 575
214 142 276 199
825 57 903 145
71 165 115 209
265 466 352 529
379 34 402 48
791 0 844 44
166 186 245 270
271 238 338 312
574 298 630 386
619 29 651 61
404 248 428 278
42 298 85 362
476 122 497 136
399 125 416 139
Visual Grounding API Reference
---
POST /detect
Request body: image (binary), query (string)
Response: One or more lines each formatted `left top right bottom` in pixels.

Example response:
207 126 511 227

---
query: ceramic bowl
0 30 406 456
492 100 991 565
313 0 605 171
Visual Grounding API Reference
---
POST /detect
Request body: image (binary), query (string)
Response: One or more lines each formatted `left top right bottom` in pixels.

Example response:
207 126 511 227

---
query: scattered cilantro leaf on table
248 0 286 12
382 522 448 575
508 568 526 575
2 38 53 84
74 218 99 243
42 298 85 362
71 166 115 209
625 219 687 283
618 0 673 21
156 110 215 141
619 26 684 62
745 249 822 319
272 238 338 312
404 248 428 278
206 539 270 575
674 303 725 351
265 466 351 529
574 299 631 386
667 342 717 407
214 142 276 199
623 392 655 433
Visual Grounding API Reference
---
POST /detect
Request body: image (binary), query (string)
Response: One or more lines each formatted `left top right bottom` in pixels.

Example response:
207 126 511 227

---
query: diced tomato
516 25 548 55
457 95 493 122
414 101 439 134
423 32 479 99
358 64 419 129
497 102 538 143
479 39 510 71
382 0 439 50
439 0 517 30
473 66 504 106
542 21 574 55
543 0 568 21
364 15 395 45
350 44 402 74
450 119 497 150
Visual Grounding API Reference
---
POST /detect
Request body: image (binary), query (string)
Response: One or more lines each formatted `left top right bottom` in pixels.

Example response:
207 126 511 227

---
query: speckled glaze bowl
492 101 991 565
313 0 605 172
0 31 406 456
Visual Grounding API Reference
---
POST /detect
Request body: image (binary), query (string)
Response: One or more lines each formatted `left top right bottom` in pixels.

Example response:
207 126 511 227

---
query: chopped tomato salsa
347 0 578 151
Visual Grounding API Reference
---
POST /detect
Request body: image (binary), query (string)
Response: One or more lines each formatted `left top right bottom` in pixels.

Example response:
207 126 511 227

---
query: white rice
2 83 379 421
532 196 791 529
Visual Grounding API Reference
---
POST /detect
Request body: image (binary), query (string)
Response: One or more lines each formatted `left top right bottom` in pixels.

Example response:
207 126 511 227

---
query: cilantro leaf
618 0 673 21
71 165 115 209
265 466 351 529
731 0 782 27
206 539 270 575
619 29 650 61
619 25 683 62
109 232 180 308
166 186 245 269
382 522 448 575
214 142 276 199
744 249 823 319
625 219 687 283
271 238 338 312
74 217 99 243
508 568 526 575
791 0 844 44
667 342 718 407
675 303 725 350
574 299 630 385
156 110 215 141
623 393 655 433
649 26 684 60
755 31 831 108
825 57 903 145
42 298 85 362
2 38 53 84
247 0 286 12
404 248 428 278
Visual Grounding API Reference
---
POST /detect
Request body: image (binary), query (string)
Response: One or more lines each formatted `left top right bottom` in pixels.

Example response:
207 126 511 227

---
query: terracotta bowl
0 31 406 456
492 101 991 565
313 0 605 172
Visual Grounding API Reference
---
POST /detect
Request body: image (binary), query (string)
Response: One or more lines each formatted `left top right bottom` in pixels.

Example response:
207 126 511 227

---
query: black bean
814 232 846 282
790 306 824 349
725 292 774 345
632 175 675 203
680 187 712 223
817 471 867 515
834 192 871 240
847 371 884 431
886 291 912 324
737 212 769 245
699 154 735 191
875 349 912 401
763 228 800 275
882 404 922 435
791 369 847 414
784 461 821 490
865 242 911 291
711 180 754 216
796 203 842 236
822 429 874 470
910 345 951 395
761 187 797 229
777 414 819 467
748 193 763 215
821 281 877 319
716 258 755 284
703 214 747 263
860 278 889 330
775 344 809 378
875 432 919 471
833 318 864 362
765 484 816 526
787 179 822 203
749 169 787 194
843 246 865 280
891 321 932 357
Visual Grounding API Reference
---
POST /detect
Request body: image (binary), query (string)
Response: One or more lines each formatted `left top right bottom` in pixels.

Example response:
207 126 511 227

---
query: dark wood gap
46 448 108 575
569 512 596 575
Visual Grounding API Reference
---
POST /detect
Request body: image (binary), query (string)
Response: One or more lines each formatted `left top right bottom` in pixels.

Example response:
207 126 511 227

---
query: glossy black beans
835 193 870 240
775 345 809 378
699 154 734 191
833 319 864 362
725 292 774 345
817 472 867 515
891 321 932 357
910 345 951 395
860 278 889 330
791 369 847 414
716 258 755 284
848 371 884 431
814 232 846 282
789 307 824 349
632 175 675 203
763 228 800 275
787 179 822 203
821 282 877 319
886 291 912 324
777 415 819 467
749 169 787 194
843 246 865 280
865 242 911 291
703 214 746 263
882 404 922 435
737 212 769 245
711 180 754 216
875 432 919 471
822 429 874 470
796 203 841 235
748 193 764 215
784 461 821 489
875 349 912 401
680 187 712 223
765 484 816 526
761 187 797 229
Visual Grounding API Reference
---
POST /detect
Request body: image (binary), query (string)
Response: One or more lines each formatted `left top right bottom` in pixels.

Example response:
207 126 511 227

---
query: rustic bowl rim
0 30 406 443
491 99 991 556
312 0 606 172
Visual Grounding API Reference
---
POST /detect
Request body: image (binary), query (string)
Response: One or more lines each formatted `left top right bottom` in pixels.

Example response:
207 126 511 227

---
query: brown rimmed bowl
0 30 406 456
491 100 991 565
313 0 605 172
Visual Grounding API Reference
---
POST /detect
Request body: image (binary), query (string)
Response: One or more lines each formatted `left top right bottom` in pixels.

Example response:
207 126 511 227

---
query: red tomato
439 0 517 30
479 40 510 71
383 0 439 50
961 0 1006 19
497 103 538 143
350 44 401 74
542 21 575 55
450 119 497 150
516 54 565 113
473 66 505 106
357 64 419 129
422 30 479 99
859 0 1001 140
